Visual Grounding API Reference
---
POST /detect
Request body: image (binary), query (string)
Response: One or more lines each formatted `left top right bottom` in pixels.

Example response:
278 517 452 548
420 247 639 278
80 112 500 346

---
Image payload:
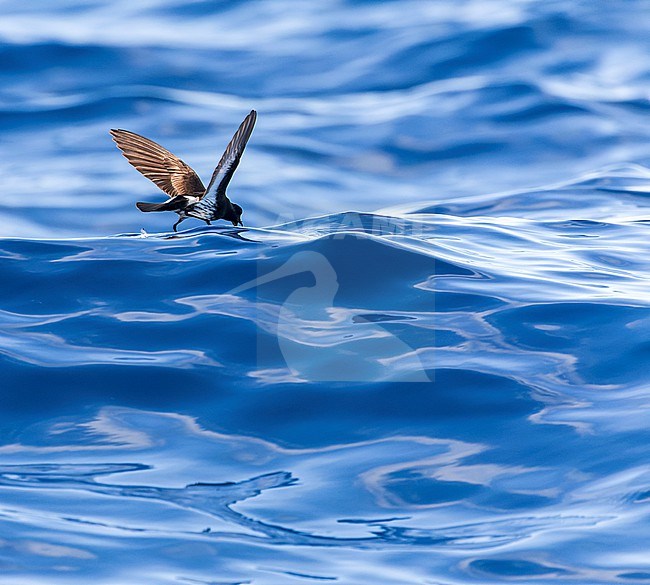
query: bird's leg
173 217 185 232
204 220 211 226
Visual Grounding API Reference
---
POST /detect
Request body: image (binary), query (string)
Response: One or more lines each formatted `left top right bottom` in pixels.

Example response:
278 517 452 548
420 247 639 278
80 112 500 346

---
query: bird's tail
136 201 170 212
137 196 190 213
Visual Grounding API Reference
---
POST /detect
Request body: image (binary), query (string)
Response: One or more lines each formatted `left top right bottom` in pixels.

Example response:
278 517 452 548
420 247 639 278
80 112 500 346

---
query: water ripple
2 0 650 582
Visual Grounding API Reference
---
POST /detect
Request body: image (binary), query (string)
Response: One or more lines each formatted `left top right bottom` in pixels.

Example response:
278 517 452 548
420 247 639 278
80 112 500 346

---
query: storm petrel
110 110 256 231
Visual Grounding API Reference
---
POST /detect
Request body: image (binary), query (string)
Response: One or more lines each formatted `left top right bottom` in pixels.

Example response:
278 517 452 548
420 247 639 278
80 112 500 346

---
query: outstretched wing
110 129 205 198
192 110 256 218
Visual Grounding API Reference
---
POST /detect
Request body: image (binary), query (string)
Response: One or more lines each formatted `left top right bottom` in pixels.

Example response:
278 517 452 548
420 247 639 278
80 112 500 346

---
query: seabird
110 110 256 231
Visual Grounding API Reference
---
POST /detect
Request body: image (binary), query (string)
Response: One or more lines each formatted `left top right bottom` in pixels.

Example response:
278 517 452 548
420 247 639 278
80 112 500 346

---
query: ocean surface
1 1 650 583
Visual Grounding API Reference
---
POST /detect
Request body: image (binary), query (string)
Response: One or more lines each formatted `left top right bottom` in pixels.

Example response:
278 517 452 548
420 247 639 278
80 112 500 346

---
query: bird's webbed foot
173 217 185 232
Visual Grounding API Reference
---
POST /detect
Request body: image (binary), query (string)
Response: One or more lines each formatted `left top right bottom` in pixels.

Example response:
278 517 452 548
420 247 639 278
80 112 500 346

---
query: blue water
2 1 650 583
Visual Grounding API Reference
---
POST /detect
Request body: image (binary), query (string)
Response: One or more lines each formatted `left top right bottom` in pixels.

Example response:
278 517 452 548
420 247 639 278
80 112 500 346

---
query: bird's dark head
230 203 244 227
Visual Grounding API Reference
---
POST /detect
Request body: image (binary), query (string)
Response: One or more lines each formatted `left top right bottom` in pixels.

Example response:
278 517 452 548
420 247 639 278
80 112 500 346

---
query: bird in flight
110 110 256 232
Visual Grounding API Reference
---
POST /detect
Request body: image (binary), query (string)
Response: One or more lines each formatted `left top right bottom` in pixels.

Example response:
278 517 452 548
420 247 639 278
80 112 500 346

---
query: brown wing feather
109 129 205 197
